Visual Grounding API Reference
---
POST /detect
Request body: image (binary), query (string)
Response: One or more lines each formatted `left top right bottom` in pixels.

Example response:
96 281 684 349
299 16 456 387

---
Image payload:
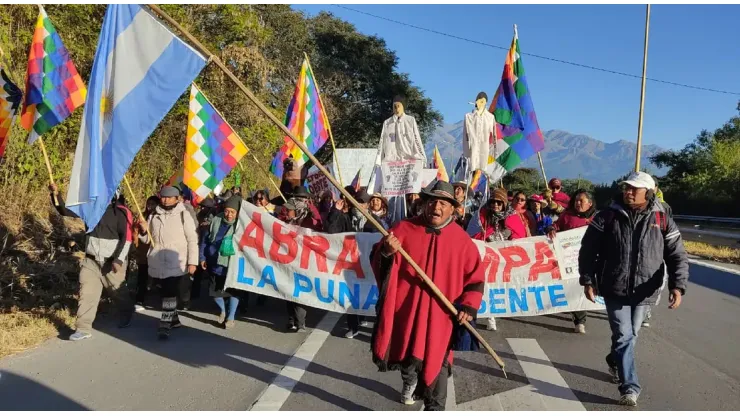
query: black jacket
578 198 688 305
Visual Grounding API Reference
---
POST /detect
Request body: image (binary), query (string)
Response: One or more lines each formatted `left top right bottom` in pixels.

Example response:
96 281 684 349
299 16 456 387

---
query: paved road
1 262 739 411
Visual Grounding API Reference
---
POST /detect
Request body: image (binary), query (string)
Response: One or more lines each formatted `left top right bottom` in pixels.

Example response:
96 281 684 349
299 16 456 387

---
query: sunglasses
516 198 526 202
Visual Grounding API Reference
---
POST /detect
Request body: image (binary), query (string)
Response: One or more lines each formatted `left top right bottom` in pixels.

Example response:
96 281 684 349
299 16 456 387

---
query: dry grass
0 307 75 358
685 241 740 264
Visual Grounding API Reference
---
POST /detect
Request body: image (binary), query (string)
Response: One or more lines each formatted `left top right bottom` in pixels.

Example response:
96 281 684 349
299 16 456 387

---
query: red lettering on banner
301 235 330 273
269 223 298 264
499 245 530 283
239 212 265 258
332 236 365 278
529 242 561 281
481 247 501 283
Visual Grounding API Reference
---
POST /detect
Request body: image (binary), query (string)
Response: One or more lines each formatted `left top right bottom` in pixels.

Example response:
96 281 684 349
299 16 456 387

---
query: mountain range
425 121 667 184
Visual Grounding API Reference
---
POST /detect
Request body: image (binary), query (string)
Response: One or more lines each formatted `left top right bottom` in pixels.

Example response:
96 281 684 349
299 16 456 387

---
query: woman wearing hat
548 178 570 209
369 193 390 230
527 194 553 236
199 196 245 329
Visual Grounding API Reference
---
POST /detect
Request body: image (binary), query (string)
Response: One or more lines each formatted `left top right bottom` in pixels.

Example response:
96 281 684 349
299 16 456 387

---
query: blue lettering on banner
339 282 360 309
548 284 568 307
258 265 278 291
509 288 529 313
293 273 312 298
362 285 379 310
478 300 487 315
236 258 254 285
527 286 546 310
315 278 335 304
490 288 506 314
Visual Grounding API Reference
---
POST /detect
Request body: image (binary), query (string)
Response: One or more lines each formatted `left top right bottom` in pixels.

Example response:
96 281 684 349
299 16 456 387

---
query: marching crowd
47 157 688 409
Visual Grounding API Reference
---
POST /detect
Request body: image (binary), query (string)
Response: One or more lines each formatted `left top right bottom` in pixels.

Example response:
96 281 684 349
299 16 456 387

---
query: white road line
249 312 341 411
507 338 587 411
688 259 740 276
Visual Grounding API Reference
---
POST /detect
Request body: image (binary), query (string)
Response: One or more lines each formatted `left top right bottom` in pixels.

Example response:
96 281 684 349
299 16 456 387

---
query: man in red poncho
370 180 485 410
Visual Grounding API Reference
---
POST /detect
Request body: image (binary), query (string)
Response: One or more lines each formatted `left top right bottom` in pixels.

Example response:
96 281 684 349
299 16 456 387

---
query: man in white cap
578 171 688 407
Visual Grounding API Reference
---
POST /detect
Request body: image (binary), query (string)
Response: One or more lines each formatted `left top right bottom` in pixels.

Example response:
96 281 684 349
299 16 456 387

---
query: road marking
507 338 587 411
249 312 341 411
688 259 740 276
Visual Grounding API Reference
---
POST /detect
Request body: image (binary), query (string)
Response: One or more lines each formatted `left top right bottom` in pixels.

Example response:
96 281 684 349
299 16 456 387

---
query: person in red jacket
547 189 596 334
548 178 571 209
504 191 536 240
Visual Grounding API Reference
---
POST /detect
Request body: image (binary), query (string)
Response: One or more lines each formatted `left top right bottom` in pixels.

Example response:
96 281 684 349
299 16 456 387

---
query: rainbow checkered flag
184 84 249 199
488 26 544 183
0 68 23 161
20 5 86 144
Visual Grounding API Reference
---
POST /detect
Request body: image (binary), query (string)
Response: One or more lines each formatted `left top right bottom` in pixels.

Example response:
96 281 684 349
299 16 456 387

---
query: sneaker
486 317 497 331
401 381 417 405
286 323 297 332
296 326 307 333
345 330 359 339
641 321 650 328
575 323 586 334
608 365 620 384
134 304 146 312
224 320 235 330
157 328 170 341
619 392 638 407
69 331 92 341
359 321 371 328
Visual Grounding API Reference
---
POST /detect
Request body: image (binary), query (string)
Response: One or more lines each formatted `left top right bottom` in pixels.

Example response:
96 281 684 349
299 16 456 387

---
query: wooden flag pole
147 3 506 376
303 52 344 188
123 174 154 248
634 4 651 172
537 152 549 190
37 138 58 205
251 153 287 203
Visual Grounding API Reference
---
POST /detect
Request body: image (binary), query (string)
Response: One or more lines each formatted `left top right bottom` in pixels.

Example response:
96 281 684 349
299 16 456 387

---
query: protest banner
306 165 337 198
225 203 605 317
379 159 424 197
332 149 378 188
420 168 438 189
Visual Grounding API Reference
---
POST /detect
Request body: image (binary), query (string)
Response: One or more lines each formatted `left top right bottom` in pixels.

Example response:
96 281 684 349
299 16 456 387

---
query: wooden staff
123 174 154 248
634 4 651 172
146 4 506 376
251 152 287 203
537 152 548 190
37 138 58 206
303 52 344 188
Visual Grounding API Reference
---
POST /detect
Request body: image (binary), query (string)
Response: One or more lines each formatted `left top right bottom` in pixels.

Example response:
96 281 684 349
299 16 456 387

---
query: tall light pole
634 4 651 172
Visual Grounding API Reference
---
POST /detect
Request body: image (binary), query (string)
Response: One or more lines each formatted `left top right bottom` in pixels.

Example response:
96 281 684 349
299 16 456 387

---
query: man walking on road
370 181 484 410
578 171 689 407
138 186 199 341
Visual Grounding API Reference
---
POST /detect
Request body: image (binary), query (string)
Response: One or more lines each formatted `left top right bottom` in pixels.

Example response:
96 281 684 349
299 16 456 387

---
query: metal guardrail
674 215 740 225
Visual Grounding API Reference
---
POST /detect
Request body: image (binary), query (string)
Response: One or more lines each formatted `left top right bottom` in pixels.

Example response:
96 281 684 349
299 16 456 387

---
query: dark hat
224 196 242 211
160 186 180 198
451 181 470 194
199 196 215 209
355 189 372 204
420 181 460 208
289 185 311 199
492 188 508 205
392 94 407 107
475 91 488 102
343 185 356 199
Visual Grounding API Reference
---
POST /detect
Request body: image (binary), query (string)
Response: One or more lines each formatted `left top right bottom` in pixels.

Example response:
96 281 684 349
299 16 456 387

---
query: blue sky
292 4 740 150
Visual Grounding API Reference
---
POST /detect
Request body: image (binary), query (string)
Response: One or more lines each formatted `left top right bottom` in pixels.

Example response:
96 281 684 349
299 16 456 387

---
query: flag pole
146 3 506 377
36 137 58 205
634 4 651 172
123 174 154 248
537 152 548 190
251 153 287 203
303 52 344 188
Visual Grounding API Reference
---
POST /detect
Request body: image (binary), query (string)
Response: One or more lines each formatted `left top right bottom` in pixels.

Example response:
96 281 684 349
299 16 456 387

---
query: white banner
306 165 337 199
333 149 378 189
420 168 439 189
226 203 605 317
380 160 424 197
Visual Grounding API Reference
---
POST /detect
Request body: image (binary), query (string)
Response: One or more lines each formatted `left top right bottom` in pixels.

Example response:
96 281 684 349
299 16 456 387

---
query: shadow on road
0 370 88 411
688 263 739 298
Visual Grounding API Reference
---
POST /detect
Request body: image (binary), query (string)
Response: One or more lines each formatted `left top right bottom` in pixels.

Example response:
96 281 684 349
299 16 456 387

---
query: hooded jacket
140 202 199 279
578 198 689 305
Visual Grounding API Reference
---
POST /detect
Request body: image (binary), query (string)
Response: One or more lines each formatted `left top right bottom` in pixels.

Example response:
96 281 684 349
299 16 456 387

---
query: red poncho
371 216 484 391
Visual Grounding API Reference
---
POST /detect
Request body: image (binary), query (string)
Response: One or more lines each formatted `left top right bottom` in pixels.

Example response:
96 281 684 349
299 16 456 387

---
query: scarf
209 215 236 267
292 198 310 223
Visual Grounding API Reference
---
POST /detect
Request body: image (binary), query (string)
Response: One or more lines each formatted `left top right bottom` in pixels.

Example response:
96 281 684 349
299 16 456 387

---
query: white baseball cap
620 171 656 190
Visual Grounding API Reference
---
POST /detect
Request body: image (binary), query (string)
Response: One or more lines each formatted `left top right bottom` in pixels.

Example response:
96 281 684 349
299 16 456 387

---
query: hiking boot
158 327 170 341
619 392 639 407
69 331 92 342
345 330 359 339
574 324 586 334
224 320 235 330
401 381 417 405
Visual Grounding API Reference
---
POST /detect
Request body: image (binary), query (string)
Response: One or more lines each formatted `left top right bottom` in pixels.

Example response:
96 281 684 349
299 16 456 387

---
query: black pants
401 361 448 411
190 268 204 300
135 264 148 304
286 301 306 328
572 311 588 325
346 314 366 332
178 274 193 309
159 275 184 329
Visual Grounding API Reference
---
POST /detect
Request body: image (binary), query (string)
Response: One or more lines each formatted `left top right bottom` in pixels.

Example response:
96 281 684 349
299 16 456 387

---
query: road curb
688 259 740 276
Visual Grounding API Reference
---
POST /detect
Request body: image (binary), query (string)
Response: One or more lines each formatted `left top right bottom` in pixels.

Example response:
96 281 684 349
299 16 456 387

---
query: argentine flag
66 5 206 231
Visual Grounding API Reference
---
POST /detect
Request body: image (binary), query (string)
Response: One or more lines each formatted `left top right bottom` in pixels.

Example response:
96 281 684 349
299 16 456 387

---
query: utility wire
334 5 740 96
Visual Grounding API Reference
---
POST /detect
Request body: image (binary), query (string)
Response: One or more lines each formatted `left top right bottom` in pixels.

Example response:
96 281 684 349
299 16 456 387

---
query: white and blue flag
66 4 206 231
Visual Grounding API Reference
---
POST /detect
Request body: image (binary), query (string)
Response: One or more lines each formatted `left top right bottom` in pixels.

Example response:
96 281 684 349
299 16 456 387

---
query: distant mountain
425 122 667 184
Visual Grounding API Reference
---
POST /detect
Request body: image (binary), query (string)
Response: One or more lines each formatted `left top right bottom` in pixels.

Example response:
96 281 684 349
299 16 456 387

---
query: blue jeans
604 299 649 395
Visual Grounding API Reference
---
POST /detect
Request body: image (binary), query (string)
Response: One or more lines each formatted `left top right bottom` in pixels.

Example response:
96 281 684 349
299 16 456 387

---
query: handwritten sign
380 160 424 197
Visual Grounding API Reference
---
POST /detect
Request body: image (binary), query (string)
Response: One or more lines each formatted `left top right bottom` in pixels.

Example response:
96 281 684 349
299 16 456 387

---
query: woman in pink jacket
504 191 536 240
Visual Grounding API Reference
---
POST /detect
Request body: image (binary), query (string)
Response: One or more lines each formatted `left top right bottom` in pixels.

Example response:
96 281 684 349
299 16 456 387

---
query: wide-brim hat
528 194 548 207
289 185 312 199
451 181 471 194
420 180 460 208
370 193 389 208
